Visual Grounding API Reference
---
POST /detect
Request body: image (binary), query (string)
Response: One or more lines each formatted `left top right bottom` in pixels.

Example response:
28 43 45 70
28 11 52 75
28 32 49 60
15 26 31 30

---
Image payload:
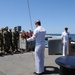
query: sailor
12 27 19 52
27 20 46 75
61 27 71 56
0 28 4 52
4 26 10 53
9 29 13 51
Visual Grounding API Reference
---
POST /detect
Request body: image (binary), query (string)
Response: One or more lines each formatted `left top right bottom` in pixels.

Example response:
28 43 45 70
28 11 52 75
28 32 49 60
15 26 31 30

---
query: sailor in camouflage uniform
4 27 10 53
9 29 13 51
0 28 4 53
12 27 19 52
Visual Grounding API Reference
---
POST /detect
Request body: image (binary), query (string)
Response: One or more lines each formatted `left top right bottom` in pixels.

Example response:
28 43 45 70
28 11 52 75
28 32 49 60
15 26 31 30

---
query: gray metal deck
0 48 61 75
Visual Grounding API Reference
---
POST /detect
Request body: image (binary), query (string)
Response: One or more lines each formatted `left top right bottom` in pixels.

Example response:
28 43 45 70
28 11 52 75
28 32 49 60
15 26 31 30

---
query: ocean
45 34 75 45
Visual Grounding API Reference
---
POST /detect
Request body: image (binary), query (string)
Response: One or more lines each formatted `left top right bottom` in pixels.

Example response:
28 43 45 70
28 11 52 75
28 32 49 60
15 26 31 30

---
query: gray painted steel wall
48 36 62 55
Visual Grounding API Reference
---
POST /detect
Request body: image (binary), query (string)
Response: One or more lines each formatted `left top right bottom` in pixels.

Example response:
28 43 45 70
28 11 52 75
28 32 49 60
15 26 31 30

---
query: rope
27 0 33 31
27 0 35 61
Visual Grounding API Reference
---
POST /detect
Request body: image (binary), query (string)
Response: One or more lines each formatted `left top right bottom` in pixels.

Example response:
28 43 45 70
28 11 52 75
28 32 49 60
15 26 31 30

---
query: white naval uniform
27 26 46 73
61 31 70 56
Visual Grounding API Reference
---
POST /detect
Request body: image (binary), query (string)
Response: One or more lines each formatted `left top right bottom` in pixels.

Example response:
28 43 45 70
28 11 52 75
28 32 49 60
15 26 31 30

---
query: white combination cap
35 20 40 23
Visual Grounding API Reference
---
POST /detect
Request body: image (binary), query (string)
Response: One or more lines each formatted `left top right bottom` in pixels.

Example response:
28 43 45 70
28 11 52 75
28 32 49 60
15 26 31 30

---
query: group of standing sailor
0 27 19 54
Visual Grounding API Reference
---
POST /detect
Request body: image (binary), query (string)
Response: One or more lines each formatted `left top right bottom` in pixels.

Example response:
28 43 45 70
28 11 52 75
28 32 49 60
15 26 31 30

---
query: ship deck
0 48 61 75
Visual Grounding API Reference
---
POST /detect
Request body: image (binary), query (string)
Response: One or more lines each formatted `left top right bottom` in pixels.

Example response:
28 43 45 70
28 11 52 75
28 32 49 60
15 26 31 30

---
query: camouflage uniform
4 27 10 52
12 28 19 52
0 29 4 52
9 29 13 51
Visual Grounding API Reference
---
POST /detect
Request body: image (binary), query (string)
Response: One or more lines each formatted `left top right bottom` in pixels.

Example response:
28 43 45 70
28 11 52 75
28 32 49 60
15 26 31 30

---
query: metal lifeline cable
27 0 35 61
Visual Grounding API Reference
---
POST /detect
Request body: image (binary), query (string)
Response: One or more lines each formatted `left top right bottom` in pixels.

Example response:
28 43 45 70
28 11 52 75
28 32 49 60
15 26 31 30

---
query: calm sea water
45 34 75 45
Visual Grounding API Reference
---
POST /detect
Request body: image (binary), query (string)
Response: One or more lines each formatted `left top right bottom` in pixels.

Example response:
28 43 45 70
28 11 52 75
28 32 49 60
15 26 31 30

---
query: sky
0 0 75 34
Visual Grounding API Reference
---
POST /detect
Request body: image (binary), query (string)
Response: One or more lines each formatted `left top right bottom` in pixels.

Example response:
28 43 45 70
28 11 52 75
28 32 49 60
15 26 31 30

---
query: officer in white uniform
27 20 46 75
61 27 71 56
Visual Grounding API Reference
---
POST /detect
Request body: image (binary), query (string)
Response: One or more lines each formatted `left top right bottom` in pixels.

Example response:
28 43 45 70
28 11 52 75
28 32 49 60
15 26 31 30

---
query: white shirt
61 31 70 42
27 26 46 44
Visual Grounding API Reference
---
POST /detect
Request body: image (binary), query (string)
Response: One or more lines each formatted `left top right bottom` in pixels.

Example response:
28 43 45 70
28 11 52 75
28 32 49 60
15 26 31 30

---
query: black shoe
40 72 45 74
33 72 41 75
0 53 3 56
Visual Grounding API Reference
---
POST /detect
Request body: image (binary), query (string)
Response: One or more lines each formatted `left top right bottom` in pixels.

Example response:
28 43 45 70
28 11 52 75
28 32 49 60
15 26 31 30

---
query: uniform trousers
63 42 69 56
35 43 45 73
